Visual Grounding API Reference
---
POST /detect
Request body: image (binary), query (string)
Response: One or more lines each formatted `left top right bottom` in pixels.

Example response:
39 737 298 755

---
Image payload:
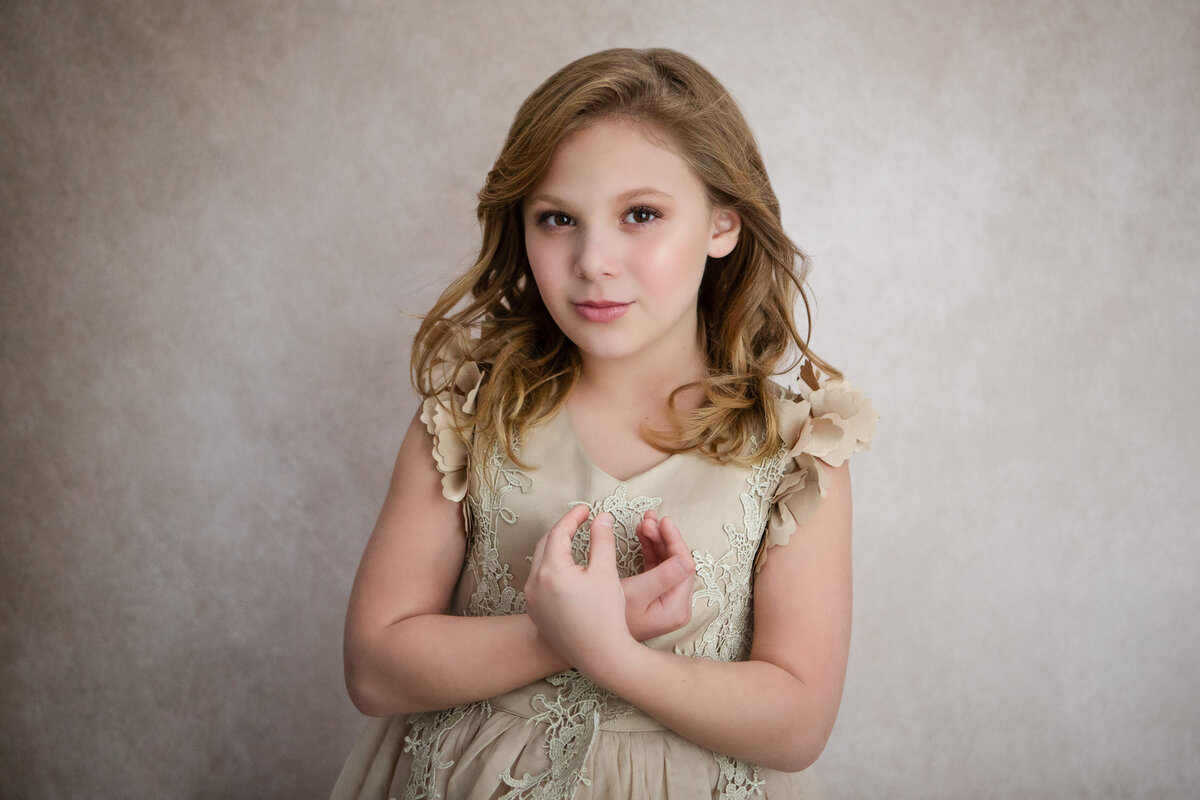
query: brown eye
623 206 660 225
540 212 574 228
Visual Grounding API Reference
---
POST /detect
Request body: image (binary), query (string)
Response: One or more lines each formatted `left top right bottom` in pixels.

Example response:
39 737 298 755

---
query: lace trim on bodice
406 350 874 797
463 441 532 617
679 442 784 794
568 485 662 575
687 442 785 662
405 443 774 798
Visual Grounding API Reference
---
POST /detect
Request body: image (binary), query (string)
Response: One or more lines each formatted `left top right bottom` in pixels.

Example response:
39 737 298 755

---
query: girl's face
523 118 740 372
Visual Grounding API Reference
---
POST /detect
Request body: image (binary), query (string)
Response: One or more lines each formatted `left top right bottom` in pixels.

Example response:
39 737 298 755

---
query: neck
575 335 707 410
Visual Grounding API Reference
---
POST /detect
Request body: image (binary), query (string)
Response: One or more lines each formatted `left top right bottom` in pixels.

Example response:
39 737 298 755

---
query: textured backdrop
2 1 1198 797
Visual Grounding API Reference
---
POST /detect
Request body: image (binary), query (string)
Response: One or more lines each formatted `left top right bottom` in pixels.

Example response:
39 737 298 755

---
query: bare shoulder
750 462 853 718
345 410 469 640
753 462 852 619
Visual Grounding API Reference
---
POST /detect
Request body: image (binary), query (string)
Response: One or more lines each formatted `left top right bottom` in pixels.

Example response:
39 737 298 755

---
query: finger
639 510 661 546
635 513 663 569
529 528 550 575
534 504 590 570
658 516 694 569
658 561 695 623
587 511 618 572
625 553 692 600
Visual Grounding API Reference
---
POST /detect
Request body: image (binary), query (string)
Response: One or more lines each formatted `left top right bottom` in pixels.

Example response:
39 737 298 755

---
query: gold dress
332 356 877 800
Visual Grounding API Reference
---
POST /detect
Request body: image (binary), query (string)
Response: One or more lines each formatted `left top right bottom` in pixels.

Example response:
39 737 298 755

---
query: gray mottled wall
2 1 1197 797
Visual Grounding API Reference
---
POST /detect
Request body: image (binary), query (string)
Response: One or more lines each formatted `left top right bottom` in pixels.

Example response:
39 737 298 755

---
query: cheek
643 230 711 289
526 257 569 320
524 241 556 290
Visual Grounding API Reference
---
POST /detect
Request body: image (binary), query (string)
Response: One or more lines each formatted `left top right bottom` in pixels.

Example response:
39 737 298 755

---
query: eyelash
538 211 574 228
536 206 662 228
623 206 661 225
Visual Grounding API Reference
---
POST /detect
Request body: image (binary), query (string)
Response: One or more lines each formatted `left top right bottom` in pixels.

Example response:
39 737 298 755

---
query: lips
573 301 631 323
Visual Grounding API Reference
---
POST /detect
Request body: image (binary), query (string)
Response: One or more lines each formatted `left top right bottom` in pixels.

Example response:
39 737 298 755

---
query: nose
574 229 618 281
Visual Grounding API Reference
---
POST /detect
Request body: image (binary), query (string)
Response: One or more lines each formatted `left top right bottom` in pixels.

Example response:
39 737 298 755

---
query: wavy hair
413 47 838 468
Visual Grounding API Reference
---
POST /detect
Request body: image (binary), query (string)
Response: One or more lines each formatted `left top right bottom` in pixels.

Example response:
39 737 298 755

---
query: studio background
3 1 1197 797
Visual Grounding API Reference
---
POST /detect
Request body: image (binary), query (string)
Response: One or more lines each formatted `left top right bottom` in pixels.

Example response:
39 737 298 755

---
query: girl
332 48 877 800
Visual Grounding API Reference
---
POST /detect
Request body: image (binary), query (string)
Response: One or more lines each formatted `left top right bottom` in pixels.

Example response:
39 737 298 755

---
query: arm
343 411 697 717
343 411 568 716
525 463 853 772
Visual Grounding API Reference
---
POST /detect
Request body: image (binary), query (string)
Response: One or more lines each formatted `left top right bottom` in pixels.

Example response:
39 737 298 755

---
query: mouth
572 301 631 323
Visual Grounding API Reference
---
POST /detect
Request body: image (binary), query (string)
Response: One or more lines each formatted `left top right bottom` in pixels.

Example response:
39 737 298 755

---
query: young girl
332 48 876 800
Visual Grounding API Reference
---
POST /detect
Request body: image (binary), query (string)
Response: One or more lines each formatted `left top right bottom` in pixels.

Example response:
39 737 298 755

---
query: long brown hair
413 48 837 467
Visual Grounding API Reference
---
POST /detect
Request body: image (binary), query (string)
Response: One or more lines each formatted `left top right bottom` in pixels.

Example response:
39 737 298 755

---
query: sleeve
417 339 484 504
757 377 878 570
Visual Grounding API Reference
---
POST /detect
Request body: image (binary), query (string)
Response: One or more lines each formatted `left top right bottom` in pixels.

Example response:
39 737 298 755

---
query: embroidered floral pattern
402 702 491 800
681 442 780 797
568 485 662 574
398 360 875 799
715 752 767 799
498 670 630 799
464 440 533 617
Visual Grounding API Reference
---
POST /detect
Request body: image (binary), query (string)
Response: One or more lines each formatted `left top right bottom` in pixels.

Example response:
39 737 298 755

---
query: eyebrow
525 187 675 207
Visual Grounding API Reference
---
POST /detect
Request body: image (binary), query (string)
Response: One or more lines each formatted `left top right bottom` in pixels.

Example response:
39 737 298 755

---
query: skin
344 118 853 773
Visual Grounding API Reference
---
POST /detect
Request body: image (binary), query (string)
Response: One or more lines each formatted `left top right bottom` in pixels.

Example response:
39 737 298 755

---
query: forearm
589 642 835 773
345 612 569 716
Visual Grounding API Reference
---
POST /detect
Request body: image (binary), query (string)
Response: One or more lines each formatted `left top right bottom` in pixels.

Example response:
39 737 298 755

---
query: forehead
529 117 706 201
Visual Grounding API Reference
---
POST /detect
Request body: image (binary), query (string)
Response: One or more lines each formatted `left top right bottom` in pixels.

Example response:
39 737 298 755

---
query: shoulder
771 375 877 469
759 373 877 568
419 336 487 503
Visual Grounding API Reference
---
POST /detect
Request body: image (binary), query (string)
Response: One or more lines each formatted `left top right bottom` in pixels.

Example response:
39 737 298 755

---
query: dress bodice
451 408 785 665
331 355 877 800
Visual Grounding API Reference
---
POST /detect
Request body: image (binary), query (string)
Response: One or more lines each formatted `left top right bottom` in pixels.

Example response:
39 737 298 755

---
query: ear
708 208 741 258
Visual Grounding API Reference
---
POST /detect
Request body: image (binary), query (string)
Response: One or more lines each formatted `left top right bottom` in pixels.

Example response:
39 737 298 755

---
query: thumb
587 512 618 572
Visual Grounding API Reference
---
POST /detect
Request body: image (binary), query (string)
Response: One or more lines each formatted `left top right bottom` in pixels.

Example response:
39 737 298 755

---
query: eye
622 206 661 225
538 211 574 228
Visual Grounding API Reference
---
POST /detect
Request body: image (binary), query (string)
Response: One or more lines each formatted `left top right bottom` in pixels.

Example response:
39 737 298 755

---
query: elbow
345 660 428 718
344 654 393 717
763 738 828 774
343 637 423 717
758 676 842 772
773 736 828 774
762 716 834 773
345 668 388 717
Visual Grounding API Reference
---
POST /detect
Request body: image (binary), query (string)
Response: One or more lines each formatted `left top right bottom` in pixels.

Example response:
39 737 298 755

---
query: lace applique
402 701 491 800
408 447 644 798
498 670 630 799
682 443 783 798
490 485 654 797
464 440 533 617
715 753 766 799
687 444 785 663
567 485 662 575
405 433 779 798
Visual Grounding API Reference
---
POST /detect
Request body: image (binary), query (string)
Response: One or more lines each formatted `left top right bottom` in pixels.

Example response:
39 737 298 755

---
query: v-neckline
559 407 678 484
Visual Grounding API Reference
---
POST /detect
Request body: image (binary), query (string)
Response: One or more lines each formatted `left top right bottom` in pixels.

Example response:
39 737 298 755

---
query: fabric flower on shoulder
762 376 878 565
419 337 484 503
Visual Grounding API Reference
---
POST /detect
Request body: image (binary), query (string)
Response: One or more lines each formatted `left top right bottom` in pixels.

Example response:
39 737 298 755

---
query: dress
331 354 877 800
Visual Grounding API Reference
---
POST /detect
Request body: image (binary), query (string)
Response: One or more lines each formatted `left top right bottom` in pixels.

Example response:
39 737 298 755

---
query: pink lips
573 301 631 323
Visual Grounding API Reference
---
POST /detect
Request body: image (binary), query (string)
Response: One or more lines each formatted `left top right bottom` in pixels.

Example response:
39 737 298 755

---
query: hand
623 511 695 641
525 508 637 676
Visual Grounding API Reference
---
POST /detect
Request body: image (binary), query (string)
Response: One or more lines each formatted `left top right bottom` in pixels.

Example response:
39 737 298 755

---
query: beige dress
332 358 877 800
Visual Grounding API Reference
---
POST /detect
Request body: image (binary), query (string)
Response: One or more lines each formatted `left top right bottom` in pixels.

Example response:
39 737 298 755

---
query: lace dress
331 356 877 800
